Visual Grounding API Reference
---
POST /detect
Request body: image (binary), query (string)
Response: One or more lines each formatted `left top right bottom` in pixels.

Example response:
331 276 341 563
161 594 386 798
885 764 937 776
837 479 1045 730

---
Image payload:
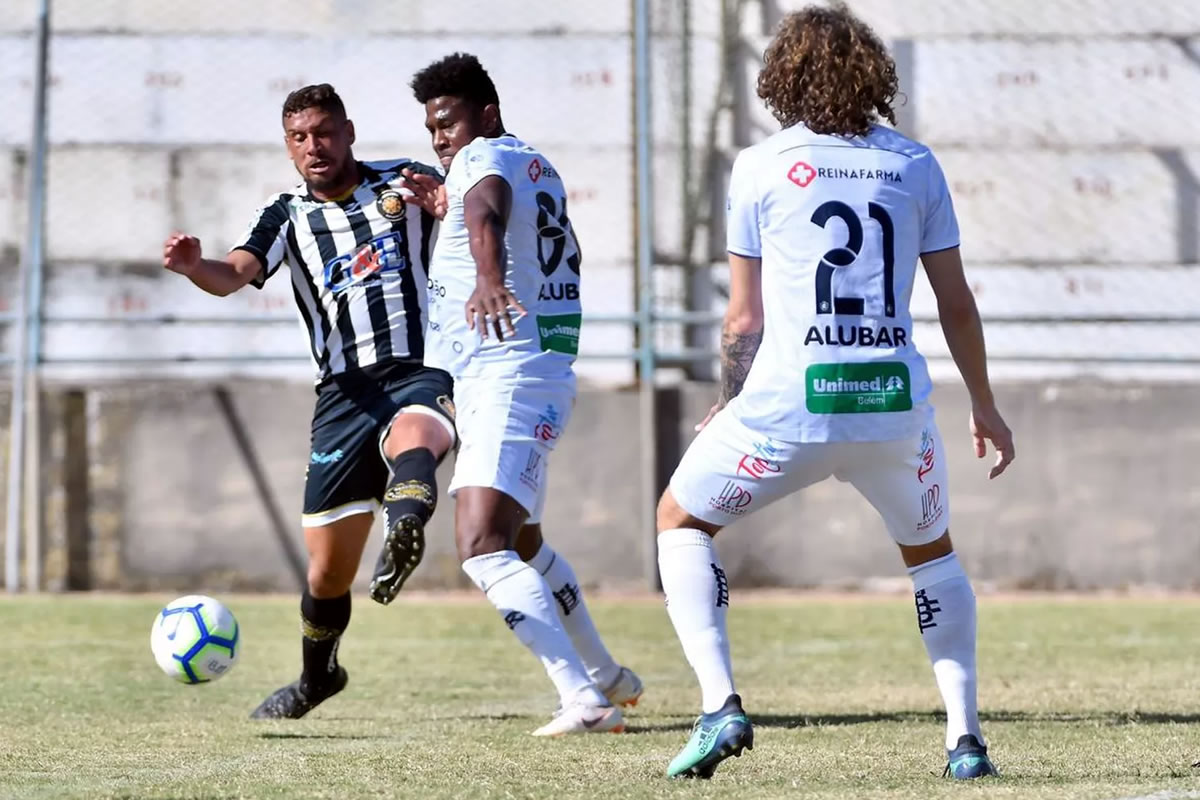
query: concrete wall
8 378 1194 593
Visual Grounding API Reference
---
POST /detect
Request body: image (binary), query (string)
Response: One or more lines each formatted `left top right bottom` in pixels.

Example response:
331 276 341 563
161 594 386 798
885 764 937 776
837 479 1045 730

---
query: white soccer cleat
531 702 626 736
601 666 645 708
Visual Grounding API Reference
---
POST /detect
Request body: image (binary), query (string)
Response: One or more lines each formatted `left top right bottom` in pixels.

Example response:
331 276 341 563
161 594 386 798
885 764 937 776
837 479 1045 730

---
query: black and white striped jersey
231 159 440 383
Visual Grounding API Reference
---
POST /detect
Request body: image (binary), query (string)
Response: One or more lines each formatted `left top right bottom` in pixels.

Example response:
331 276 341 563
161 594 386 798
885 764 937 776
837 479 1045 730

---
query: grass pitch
1 593 1198 799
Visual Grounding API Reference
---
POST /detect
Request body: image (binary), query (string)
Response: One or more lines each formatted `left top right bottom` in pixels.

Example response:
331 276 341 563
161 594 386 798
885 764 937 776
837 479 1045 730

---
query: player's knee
455 526 509 561
383 410 453 461
306 559 353 598
656 489 688 532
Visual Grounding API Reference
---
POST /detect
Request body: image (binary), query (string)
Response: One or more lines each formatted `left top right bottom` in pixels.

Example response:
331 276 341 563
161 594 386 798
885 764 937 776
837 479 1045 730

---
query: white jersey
726 123 960 442
425 135 583 381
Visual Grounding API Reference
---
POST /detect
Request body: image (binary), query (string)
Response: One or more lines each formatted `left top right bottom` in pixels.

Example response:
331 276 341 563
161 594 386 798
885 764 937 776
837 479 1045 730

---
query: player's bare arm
697 254 763 431
921 246 1015 479
162 233 261 297
463 174 525 341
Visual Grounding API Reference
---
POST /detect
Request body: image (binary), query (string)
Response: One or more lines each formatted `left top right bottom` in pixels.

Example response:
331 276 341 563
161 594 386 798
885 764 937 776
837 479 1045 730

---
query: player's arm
921 246 1014 478
463 175 525 341
162 234 261 297
718 254 764 406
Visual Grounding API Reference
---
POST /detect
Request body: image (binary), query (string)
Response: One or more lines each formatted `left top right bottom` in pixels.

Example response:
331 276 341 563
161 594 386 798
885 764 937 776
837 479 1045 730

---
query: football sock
383 447 438 525
908 552 984 750
528 541 621 689
462 550 608 707
657 528 735 714
299 589 350 692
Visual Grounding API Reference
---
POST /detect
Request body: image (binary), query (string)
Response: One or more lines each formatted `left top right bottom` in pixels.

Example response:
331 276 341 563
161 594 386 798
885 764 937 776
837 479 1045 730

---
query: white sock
908 552 984 750
462 551 607 707
528 542 622 690
657 528 735 714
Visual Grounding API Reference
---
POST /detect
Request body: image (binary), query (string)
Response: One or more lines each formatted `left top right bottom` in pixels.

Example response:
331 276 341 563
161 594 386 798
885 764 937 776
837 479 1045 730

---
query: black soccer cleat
249 667 348 720
943 734 998 779
368 512 425 605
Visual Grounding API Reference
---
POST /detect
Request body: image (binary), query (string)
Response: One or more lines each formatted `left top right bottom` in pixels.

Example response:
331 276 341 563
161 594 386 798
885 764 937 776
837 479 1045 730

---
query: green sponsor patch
805 362 912 413
536 313 581 355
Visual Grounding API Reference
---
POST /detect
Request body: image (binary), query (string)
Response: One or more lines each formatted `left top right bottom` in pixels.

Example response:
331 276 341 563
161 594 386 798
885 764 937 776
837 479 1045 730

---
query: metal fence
3 0 1200 591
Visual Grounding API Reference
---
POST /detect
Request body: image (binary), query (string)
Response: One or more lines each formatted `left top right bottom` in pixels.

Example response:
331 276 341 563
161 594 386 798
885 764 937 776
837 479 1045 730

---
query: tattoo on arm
718 325 763 406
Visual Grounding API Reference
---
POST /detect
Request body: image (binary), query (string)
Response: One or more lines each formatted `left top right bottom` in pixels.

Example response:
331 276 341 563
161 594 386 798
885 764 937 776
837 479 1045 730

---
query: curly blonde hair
756 3 898 137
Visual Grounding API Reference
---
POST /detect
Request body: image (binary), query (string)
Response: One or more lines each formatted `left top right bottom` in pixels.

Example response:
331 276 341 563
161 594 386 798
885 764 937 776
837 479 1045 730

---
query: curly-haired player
402 53 642 735
656 3 1013 779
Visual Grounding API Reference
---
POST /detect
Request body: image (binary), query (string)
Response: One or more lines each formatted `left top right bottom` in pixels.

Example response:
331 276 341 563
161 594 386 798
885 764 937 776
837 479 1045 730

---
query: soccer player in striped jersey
654 6 1013 779
402 53 642 735
162 84 455 719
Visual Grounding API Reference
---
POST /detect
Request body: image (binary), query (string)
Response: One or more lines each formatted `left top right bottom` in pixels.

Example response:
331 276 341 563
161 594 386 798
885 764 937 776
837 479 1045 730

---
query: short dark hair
410 53 500 108
282 83 346 121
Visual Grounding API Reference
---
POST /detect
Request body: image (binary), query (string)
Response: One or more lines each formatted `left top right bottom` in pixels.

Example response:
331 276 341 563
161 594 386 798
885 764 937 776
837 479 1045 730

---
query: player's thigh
665 408 835 530
303 512 374 596
377 366 457 461
837 423 949 546
302 386 391 527
449 379 573 523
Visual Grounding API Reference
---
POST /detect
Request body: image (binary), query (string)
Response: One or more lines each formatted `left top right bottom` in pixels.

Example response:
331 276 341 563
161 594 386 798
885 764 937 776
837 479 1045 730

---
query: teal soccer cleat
667 694 754 779
944 734 998 779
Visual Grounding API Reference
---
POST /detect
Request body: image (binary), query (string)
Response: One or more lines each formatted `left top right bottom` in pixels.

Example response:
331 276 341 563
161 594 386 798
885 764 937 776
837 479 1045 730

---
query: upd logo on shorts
787 161 817 188
805 362 913 414
537 313 581 356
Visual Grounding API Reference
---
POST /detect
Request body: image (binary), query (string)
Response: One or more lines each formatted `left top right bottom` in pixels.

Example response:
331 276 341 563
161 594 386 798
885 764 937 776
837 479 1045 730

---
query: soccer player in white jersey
162 85 456 719
657 5 1015 780
404 53 641 735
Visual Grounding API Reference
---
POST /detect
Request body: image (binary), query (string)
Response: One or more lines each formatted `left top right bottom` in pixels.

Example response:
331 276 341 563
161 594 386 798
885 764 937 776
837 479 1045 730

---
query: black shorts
302 361 454 525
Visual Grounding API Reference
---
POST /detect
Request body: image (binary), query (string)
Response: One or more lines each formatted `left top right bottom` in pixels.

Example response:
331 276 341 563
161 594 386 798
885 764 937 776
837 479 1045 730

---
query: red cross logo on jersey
528 159 542 182
787 161 817 188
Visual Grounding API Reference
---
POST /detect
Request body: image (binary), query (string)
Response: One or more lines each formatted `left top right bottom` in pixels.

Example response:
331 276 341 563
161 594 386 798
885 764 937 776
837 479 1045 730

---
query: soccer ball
150 595 240 684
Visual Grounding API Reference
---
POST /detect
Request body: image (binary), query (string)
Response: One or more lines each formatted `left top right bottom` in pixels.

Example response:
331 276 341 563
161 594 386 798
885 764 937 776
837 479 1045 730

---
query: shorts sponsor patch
536 313 581 355
804 362 912 414
436 394 456 421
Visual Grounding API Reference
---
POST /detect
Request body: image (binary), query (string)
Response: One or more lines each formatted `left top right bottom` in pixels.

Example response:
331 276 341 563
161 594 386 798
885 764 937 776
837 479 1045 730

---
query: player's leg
516 522 643 707
452 380 621 735
657 412 813 778
368 369 456 605
250 511 373 719
842 424 995 779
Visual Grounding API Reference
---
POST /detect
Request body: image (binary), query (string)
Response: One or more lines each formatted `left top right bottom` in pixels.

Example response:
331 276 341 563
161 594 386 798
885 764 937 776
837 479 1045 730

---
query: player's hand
466 278 526 341
401 169 448 220
970 403 1014 479
163 233 202 277
694 402 724 432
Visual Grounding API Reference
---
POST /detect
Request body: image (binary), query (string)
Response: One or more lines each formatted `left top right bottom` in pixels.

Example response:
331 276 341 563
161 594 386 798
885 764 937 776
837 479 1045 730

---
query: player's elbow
723 306 763 335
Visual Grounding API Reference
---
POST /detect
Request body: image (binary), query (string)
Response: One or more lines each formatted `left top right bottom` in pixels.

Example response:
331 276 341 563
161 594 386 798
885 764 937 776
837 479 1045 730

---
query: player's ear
345 118 357 145
482 104 501 135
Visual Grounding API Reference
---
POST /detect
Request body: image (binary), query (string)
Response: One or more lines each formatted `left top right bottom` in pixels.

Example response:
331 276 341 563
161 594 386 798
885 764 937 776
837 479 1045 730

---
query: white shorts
668 408 950 546
448 376 575 524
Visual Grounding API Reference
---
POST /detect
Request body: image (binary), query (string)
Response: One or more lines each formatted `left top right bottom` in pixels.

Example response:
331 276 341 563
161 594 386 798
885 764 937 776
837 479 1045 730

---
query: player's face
283 108 356 195
424 96 491 170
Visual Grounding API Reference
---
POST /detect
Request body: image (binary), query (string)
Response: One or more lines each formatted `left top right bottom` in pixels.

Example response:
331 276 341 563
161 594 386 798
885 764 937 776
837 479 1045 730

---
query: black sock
383 447 438 524
300 589 351 691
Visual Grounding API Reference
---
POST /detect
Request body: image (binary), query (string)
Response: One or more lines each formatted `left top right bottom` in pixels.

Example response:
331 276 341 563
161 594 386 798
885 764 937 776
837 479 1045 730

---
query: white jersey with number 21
726 122 960 443
425 134 583 382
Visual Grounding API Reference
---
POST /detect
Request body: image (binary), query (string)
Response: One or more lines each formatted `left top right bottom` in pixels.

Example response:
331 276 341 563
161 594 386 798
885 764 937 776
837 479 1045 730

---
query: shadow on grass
257 731 397 740
626 709 1200 734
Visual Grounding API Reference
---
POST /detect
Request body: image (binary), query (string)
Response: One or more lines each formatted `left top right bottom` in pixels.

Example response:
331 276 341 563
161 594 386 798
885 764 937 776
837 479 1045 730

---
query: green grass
1 593 1199 799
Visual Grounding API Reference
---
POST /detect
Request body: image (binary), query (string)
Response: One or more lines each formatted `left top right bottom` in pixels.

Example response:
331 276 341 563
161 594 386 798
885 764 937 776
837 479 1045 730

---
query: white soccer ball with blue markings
149 595 240 684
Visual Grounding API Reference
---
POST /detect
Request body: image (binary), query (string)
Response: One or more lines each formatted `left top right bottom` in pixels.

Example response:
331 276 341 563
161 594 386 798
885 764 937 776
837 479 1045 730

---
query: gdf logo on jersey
788 161 817 188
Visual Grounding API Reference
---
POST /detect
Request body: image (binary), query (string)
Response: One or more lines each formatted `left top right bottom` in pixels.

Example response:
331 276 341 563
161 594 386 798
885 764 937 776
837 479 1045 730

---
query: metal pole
6 0 50 592
633 0 660 591
23 0 51 591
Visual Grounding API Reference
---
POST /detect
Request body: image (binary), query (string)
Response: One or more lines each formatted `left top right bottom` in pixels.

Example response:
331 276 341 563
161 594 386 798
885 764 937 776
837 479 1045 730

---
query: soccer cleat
943 734 998 779
368 511 425 605
601 666 645 708
667 694 754 779
249 667 348 720
531 702 625 736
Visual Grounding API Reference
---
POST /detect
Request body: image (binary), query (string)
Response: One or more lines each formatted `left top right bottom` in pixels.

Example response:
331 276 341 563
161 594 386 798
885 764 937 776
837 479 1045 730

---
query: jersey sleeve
455 140 510 194
725 148 761 258
919 152 960 254
230 194 291 289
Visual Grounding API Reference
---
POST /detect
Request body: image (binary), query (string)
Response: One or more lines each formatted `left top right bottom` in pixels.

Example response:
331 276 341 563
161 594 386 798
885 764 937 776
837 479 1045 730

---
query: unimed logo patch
805 362 913 413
